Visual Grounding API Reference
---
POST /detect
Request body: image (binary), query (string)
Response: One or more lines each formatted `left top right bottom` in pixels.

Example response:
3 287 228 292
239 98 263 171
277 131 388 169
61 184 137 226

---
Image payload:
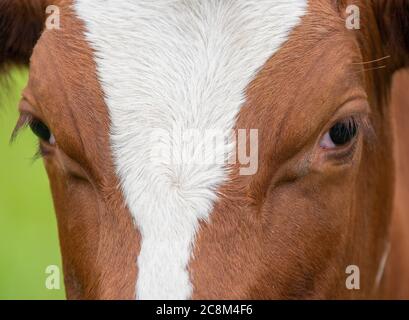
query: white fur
74 0 307 299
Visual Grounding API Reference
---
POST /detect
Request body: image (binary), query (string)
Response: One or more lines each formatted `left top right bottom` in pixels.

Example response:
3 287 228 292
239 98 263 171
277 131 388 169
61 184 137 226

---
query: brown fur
372 0 409 69
1 0 408 299
191 0 392 299
19 3 140 299
386 70 409 299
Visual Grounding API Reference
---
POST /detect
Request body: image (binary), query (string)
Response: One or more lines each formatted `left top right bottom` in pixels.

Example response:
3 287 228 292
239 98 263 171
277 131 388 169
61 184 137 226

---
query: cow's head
1 0 408 299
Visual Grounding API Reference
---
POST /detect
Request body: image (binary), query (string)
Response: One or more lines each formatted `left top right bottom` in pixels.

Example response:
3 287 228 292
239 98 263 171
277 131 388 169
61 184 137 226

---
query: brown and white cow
1 0 408 299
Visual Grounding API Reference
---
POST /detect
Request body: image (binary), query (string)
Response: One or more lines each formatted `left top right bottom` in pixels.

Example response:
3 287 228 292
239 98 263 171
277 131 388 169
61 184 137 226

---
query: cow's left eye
29 119 55 145
320 117 358 149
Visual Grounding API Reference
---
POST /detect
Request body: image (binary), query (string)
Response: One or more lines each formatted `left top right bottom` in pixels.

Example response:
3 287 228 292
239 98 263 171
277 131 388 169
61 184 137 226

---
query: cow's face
15 0 407 299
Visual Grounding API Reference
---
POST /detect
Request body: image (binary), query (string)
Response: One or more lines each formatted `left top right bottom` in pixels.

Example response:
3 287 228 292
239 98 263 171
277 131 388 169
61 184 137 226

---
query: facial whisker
362 65 387 72
352 55 391 65
352 65 387 75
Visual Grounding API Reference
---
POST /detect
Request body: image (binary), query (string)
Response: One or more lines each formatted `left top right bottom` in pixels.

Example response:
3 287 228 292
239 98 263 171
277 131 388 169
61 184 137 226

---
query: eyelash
11 113 53 159
342 114 374 142
320 114 375 159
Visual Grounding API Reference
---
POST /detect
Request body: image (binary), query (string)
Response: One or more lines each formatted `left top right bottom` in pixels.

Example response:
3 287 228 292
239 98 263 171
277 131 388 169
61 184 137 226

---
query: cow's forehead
71 0 308 300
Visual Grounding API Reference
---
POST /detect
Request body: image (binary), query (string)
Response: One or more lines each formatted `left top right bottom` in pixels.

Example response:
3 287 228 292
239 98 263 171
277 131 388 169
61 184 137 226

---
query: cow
0 0 408 299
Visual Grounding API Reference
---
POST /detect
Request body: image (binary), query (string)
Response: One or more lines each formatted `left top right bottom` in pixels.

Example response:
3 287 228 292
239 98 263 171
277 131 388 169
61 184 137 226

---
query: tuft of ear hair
0 0 50 74
373 0 409 70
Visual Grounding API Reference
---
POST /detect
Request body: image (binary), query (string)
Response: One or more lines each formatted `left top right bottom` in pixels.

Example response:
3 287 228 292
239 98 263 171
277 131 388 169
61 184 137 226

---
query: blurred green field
0 69 65 300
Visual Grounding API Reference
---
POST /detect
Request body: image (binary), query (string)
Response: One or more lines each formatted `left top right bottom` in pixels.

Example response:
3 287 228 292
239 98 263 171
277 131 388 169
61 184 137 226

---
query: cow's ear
0 0 49 73
373 0 409 70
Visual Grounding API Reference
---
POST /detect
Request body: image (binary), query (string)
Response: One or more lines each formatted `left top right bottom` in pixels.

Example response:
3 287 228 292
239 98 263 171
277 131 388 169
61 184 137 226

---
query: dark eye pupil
329 120 358 146
29 120 51 142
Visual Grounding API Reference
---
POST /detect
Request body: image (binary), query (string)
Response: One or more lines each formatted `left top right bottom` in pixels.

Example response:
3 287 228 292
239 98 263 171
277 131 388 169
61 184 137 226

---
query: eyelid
333 97 370 119
19 97 37 113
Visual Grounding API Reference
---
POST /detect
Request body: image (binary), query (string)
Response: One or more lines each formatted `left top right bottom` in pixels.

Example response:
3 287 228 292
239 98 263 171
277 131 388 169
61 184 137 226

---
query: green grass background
0 69 65 299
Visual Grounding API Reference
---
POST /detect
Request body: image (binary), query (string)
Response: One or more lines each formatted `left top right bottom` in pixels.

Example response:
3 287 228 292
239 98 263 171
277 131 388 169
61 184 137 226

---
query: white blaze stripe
74 0 307 299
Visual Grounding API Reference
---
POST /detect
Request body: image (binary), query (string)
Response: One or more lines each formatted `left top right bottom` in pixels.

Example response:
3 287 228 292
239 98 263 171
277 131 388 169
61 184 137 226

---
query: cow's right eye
320 117 358 150
29 118 55 145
